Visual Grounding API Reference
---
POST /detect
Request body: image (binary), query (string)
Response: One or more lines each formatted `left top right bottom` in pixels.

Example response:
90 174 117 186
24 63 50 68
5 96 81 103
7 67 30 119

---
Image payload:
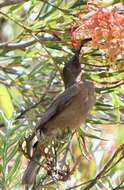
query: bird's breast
44 90 95 135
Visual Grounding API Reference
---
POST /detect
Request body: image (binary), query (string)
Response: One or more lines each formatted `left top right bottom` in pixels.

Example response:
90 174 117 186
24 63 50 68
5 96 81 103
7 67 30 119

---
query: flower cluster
70 6 124 62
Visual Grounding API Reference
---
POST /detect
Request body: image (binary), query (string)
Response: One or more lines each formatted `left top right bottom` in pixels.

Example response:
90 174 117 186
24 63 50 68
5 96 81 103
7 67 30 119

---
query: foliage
1 0 124 190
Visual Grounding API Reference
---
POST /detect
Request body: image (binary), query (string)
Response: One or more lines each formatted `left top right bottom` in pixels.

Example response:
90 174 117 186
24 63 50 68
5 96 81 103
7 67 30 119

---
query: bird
22 74 96 185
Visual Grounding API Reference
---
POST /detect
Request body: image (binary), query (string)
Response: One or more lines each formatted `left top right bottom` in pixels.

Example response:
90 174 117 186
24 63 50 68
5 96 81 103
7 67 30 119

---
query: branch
0 36 59 50
65 145 124 190
113 182 124 190
83 145 124 190
96 81 124 94
0 0 27 8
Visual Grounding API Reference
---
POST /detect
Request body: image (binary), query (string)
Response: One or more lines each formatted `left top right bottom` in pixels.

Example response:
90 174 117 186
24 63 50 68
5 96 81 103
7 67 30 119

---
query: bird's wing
36 82 84 130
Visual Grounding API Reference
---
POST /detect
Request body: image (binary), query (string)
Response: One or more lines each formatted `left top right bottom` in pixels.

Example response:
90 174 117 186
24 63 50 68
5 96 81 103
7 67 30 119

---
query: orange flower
70 5 124 63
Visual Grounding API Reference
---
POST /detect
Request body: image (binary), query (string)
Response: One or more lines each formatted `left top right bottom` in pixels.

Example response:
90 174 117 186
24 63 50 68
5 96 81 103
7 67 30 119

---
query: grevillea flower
69 23 81 49
70 5 124 63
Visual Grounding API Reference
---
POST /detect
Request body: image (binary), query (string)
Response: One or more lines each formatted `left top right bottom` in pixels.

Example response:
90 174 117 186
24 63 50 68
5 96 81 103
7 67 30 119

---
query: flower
70 5 124 63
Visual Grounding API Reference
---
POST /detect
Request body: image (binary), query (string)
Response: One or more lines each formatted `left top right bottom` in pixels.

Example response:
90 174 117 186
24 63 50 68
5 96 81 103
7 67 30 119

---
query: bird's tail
22 159 40 184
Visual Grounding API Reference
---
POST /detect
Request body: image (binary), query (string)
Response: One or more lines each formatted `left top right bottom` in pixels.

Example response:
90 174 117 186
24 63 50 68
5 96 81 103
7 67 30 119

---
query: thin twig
66 145 124 190
83 145 124 190
0 37 59 50
112 180 124 190
96 81 124 94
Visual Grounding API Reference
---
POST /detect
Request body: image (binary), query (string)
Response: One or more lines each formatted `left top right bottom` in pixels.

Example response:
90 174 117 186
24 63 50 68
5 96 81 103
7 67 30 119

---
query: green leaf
112 92 123 122
70 0 87 9
79 129 107 141
0 130 6 143
6 145 18 164
0 84 14 120
116 125 124 145
6 155 21 182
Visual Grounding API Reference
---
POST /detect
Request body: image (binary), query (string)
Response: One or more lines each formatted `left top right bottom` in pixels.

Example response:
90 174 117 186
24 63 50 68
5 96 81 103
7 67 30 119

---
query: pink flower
69 23 82 48
70 5 124 63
